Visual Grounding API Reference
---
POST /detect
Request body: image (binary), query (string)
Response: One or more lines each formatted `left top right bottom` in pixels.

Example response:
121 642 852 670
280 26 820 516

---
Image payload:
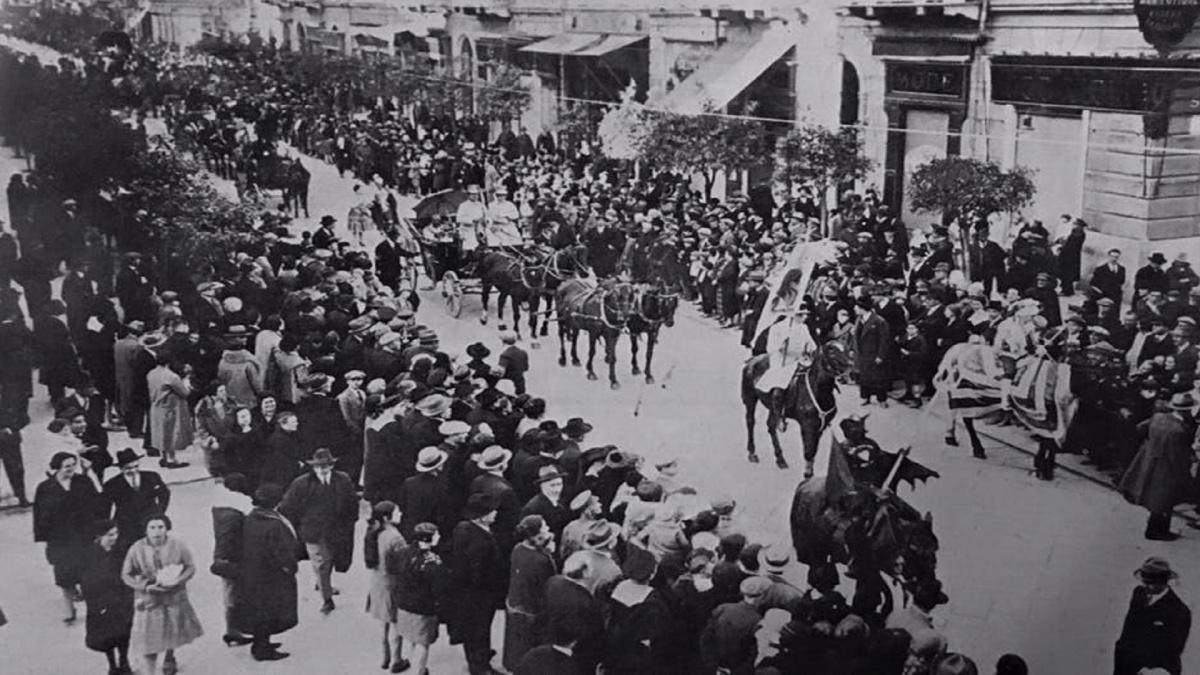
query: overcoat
1120 412 1195 513
80 543 134 652
445 520 506 645
1114 585 1191 675
854 311 892 389
279 471 358 572
102 471 171 550
146 365 193 454
236 507 299 636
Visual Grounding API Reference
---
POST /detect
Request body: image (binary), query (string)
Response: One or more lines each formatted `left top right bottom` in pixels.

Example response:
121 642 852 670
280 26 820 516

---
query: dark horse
626 283 679 384
741 341 852 473
556 278 639 389
245 152 310 218
475 245 590 342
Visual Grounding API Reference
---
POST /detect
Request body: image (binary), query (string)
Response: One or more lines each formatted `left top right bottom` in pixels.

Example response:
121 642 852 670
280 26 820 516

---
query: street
1 129 1197 675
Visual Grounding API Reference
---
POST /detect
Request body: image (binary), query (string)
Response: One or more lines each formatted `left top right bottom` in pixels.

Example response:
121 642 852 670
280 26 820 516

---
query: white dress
757 319 816 391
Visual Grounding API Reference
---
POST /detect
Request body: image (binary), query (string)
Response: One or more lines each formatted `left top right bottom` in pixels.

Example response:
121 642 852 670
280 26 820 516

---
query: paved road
1 96 1198 674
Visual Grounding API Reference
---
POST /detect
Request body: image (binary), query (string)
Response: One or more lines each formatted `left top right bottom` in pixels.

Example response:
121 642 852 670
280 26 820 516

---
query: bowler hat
466 342 491 359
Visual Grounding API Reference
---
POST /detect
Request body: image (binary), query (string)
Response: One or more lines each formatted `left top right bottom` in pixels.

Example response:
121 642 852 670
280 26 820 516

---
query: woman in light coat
146 357 193 469
122 514 203 675
364 501 409 672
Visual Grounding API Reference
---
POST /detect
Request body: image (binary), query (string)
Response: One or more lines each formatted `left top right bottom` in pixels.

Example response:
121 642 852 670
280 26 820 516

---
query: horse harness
564 284 630 332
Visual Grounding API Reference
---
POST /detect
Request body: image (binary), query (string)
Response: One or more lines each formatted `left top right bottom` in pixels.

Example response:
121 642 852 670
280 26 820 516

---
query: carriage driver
758 299 819 427
455 183 488 264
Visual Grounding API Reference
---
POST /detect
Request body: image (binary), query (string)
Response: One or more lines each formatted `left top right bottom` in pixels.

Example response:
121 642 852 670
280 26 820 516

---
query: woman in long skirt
364 501 408 672
122 514 204 675
81 519 134 675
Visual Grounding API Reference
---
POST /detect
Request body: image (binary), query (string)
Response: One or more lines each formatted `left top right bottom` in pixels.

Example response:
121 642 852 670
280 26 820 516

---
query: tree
907 156 1036 278
774 125 872 234
636 104 769 198
475 61 530 124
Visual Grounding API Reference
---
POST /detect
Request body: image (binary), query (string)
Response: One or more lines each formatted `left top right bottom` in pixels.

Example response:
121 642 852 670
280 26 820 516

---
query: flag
1008 354 1077 442
754 239 842 339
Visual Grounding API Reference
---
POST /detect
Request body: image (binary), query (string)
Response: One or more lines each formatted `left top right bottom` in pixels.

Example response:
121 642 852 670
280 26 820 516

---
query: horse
555 278 640 388
625 283 678 384
475 245 590 341
741 340 852 473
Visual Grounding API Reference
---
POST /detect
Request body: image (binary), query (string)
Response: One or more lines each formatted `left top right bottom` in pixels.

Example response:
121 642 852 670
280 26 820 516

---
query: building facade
839 0 1200 283
143 0 279 46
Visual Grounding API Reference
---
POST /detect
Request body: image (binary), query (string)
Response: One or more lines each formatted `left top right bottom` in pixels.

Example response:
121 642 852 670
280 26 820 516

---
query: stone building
839 0 1200 283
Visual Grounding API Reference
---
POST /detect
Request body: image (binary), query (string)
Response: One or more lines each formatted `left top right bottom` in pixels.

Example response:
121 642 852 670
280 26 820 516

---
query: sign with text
991 61 1176 114
1135 0 1200 50
885 62 968 100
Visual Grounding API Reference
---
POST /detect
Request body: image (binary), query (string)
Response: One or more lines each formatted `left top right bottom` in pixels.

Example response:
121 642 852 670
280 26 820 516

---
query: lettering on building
886 63 966 99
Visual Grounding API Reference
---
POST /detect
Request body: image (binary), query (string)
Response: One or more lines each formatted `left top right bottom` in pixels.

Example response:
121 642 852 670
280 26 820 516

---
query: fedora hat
563 417 593 437
320 215 337 225
415 394 451 418
1170 392 1195 411
466 342 491 359
478 445 513 472
348 315 375 334
305 448 337 466
534 465 566 485
1135 556 1178 583
584 520 618 550
301 373 331 392
1149 252 1168 264
415 447 448 473
114 448 142 467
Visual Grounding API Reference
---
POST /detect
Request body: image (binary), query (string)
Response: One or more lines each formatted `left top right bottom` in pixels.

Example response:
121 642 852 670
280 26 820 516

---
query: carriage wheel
443 272 464 318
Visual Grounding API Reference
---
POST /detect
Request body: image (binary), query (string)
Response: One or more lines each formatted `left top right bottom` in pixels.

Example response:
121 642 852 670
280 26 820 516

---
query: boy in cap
700 575 771 673
497 328 529 395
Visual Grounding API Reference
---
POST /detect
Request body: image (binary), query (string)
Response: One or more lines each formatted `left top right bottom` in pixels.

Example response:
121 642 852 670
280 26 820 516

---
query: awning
654 27 796 114
519 32 605 55
573 34 645 57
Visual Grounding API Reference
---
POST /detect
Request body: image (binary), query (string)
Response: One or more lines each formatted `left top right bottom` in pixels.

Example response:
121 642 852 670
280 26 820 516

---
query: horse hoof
803 467 814 478
610 382 621 390
572 359 581 367
747 454 760 464
558 357 567 367
587 373 598 381
777 458 790 469
645 375 655 385
632 367 641 376
479 316 488 325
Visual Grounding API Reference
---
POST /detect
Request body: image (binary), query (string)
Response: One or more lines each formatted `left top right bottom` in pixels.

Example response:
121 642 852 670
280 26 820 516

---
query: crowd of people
0 34 1194 675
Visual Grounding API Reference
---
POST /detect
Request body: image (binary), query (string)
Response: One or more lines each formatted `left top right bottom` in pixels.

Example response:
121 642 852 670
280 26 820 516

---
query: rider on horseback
758 299 818 430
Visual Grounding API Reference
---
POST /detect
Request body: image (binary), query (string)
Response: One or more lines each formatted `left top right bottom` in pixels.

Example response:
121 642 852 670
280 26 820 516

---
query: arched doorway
458 37 475 115
840 59 860 126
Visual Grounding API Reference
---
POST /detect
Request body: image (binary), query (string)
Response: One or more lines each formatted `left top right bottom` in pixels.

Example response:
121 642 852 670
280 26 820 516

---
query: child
898 323 930 406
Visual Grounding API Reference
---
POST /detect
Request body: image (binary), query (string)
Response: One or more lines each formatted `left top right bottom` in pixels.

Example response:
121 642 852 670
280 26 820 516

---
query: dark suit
102 470 170 551
374 239 402 288
279 470 358 587
499 345 529 395
520 493 571 541
855 311 891 402
544 575 605 674
469 472 521 557
1092 263 1127 305
395 471 455 541
446 520 506 674
1114 586 1191 675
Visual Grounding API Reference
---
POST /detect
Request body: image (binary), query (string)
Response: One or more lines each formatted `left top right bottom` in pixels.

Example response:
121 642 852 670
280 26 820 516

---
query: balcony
842 0 982 22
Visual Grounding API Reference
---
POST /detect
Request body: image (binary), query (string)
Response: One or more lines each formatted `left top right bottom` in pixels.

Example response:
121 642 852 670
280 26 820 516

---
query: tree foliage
475 62 531 122
635 104 769 196
774 125 872 196
907 156 1036 222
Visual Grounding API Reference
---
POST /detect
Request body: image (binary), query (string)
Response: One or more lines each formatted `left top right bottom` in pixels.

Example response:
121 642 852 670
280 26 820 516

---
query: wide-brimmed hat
478 445 513 472
584 520 618 550
305 448 337 466
416 447 448 473
115 448 142 467
438 420 470 436
320 215 336 225
912 578 950 607
466 342 491 359
563 417 593 437
1135 556 1178 583
535 465 566 485
1170 392 1195 411
463 492 498 520
415 393 451 418
138 333 167 350
1149 252 1168 264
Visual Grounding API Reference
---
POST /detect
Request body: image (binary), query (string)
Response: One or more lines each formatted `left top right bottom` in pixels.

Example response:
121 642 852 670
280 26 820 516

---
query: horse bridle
633 286 678 328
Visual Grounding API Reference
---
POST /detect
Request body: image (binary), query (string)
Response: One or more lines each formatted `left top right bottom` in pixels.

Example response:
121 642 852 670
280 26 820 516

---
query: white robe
485 200 523 247
757 318 817 391
455 200 486 251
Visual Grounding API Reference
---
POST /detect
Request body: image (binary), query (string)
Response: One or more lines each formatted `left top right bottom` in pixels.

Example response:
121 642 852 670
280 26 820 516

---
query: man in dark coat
519 465 571 542
33 300 80 404
395 447 456 541
854 298 892 406
516 623 582 675
279 448 359 613
114 253 155 325
469 445 521 560
1026 272 1062 327
1114 557 1191 675
102 448 170 553
447 493 507 675
1090 248 1128 306
374 231 403 289
311 216 338 250
1135 252 1169 299
1119 393 1196 541
544 557 606 674
1058 218 1086 296
498 330 529 396
237 483 299 662
293 374 352 476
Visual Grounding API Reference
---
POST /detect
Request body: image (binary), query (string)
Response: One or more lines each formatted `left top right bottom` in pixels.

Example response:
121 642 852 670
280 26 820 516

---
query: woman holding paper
121 514 204 675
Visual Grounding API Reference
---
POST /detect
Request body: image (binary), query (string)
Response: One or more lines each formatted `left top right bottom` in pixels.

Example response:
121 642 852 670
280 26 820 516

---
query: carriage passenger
455 184 487 262
484 188 523 249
